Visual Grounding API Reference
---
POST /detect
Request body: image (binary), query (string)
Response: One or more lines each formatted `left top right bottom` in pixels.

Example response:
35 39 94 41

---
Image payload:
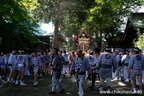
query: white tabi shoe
132 88 136 94
107 89 111 94
114 77 118 80
27 73 32 76
118 77 121 81
137 89 142 94
27 71 32 76
124 79 129 82
20 82 27 86
33 82 38 86
12 80 15 84
40 74 43 77
99 87 103 91
7 78 10 83
0 85 3 88
15 80 19 85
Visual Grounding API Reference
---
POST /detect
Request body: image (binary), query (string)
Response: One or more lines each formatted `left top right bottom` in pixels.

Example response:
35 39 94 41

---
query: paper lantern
73 39 75 42
93 35 96 39
90 40 92 42
72 35 75 39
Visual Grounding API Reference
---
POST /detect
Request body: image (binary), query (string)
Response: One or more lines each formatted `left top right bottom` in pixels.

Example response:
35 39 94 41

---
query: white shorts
33 66 39 72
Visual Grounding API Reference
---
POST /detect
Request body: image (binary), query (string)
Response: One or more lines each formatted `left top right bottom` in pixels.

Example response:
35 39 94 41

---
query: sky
39 6 144 35
37 22 54 36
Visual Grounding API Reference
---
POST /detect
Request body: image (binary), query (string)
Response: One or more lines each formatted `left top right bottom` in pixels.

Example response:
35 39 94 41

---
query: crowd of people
0 47 144 96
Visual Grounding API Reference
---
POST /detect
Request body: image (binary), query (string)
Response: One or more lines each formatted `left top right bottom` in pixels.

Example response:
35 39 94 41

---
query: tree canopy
0 0 39 49
0 0 144 51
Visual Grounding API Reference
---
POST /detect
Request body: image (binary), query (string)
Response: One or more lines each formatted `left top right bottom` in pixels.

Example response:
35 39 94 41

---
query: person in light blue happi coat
96 48 116 92
30 52 42 86
7 50 17 83
58 51 65 82
0 52 5 79
15 50 28 86
49 51 53 76
70 49 91 96
37 52 43 77
3 52 10 80
62 50 69 77
40 51 46 73
114 50 122 81
141 50 144 84
45 52 50 74
69 52 76 72
24 53 32 76
121 51 131 82
88 48 100 89
11 50 18 83
128 48 144 94
49 48 65 94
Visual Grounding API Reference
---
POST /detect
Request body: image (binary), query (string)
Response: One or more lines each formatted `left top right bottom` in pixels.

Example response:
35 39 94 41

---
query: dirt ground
0 74 144 96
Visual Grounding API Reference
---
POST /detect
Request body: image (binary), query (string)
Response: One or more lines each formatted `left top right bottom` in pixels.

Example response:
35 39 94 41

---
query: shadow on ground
0 74 144 96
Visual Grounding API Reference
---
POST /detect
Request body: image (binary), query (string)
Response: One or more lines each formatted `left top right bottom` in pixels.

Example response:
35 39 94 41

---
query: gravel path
0 74 144 96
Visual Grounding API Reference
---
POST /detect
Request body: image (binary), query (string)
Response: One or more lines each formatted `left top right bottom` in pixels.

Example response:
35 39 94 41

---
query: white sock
11 78 13 81
108 88 111 91
27 70 30 74
133 88 136 91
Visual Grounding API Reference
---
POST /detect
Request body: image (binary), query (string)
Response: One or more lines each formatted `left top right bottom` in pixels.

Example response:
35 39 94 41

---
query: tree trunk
52 20 59 48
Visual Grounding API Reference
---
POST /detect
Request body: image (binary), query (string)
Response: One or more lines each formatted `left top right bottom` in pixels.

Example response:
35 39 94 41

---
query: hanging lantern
72 35 75 42
93 35 96 39
90 39 92 42
73 39 75 42
72 35 75 39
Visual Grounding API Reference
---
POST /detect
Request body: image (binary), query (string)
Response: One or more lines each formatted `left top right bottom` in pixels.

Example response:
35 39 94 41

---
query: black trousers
91 71 99 88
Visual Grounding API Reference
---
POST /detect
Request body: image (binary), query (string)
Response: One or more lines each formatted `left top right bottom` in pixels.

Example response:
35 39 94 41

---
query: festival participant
40 51 45 75
121 51 125 79
11 50 18 83
121 51 131 82
45 52 50 74
87 51 95 87
15 50 28 85
0 55 1 79
49 49 53 76
37 52 42 77
49 48 65 94
139 50 144 84
25 52 32 76
128 48 144 94
69 52 76 71
0 52 4 79
0 79 2 88
58 51 65 82
0 52 6 79
30 52 42 86
4 52 10 81
96 47 116 92
114 50 122 81
89 48 100 89
70 49 91 96
62 50 69 77
7 50 16 82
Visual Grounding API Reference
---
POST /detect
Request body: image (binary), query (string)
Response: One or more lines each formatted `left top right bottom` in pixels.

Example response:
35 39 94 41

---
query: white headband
134 49 139 52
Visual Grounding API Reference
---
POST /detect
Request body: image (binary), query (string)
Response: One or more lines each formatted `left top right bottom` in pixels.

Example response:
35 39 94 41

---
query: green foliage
133 29 144 49
34 0 144 49
34 0 95 48
85 0 143 48
0 0 39 49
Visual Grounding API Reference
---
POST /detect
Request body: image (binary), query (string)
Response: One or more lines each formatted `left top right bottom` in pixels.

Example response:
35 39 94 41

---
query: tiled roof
129 13 144 28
